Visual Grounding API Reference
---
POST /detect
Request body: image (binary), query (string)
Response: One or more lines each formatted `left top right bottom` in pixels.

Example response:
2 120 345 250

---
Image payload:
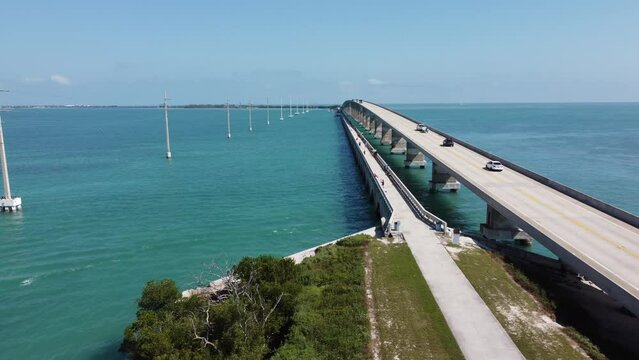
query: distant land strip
3 104 339 109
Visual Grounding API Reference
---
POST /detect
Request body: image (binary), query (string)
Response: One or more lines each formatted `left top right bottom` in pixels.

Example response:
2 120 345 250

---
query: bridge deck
359 101 639 314
344 120 524 359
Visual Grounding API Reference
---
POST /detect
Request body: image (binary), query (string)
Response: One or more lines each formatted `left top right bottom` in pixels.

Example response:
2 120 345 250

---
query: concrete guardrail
340 113 395 235
341 110 449 235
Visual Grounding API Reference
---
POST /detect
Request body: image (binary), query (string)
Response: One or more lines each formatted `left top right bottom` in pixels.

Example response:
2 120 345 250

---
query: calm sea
0 103 637 359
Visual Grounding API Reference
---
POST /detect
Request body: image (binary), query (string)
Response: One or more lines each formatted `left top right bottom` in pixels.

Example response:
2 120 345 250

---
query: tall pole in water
266 97 270 125
248 101 253 131
280 97 284 120
226 98 231 139
0 115 12 200
163 90 172 159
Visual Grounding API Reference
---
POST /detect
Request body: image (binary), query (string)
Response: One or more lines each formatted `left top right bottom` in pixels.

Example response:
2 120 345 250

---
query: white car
485 160 504 171
415 123 428 132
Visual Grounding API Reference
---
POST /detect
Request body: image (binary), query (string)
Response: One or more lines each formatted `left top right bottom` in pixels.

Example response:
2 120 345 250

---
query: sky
1 0 638 105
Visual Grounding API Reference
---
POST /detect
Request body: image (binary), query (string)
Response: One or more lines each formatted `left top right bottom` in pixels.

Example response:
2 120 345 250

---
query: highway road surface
354 100 639 315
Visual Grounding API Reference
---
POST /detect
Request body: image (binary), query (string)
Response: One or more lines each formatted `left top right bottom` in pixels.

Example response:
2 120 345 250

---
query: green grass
370 242 463 360
563 326 606 360
273 235 371 360
455 248 592 359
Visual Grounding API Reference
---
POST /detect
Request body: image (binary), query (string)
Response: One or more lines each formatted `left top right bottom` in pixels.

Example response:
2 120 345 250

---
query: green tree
137 279 180 313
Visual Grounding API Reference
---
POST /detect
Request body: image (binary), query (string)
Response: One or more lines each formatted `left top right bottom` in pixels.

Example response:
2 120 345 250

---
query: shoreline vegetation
120 235 466 359
120 235 372 360
121 232 614 360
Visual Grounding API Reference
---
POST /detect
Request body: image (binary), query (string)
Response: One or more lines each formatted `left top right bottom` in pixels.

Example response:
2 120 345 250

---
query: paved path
345 121 524 360
357 100 639 315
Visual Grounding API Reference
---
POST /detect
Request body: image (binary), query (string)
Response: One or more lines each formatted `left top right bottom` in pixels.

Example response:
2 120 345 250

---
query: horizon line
3 100 639 108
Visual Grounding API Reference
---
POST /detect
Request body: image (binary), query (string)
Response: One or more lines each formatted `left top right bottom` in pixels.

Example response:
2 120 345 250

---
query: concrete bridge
339 113 524 359
343 99 639 317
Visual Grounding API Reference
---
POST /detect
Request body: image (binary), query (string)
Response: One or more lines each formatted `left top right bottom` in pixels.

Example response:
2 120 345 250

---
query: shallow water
0 107 376 359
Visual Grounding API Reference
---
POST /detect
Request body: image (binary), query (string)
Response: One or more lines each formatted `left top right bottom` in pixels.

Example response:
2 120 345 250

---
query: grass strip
371 242 463 360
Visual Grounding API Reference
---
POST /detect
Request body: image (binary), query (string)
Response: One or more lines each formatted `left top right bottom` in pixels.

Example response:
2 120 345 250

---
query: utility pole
0 89 22 211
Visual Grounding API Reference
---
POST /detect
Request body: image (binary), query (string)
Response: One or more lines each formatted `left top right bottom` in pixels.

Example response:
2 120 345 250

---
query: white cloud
367 78 387 86
50 74 70 85
22 77 46 84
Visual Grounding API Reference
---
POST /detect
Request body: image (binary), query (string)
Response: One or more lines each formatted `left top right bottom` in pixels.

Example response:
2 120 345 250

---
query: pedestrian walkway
344 119 524 360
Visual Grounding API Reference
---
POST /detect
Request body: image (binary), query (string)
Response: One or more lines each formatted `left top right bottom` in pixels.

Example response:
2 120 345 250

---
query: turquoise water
1 103 638 358
0 108 377 359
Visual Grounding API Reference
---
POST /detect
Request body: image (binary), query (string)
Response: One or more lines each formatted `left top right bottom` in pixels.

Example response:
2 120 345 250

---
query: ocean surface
0 103 637 359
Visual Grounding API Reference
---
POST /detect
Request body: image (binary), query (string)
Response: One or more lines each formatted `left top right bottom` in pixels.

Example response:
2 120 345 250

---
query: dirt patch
364 245 382 360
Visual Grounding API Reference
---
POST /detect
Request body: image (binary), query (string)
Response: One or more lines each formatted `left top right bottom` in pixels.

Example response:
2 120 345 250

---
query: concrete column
480 205 533 244
374 121 383 139
404 142 426 168
391 132 407 154
429 162 461 192
368 118 376 133
381 127 392 145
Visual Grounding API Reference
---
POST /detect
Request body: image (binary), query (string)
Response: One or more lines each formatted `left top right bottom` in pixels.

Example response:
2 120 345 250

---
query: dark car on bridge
442 137 454 147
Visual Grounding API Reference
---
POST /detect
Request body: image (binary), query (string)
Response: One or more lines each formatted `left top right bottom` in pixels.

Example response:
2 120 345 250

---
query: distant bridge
343 100 639 316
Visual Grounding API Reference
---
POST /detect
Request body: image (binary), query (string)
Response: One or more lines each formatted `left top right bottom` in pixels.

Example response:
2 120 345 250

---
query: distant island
3 104 339 109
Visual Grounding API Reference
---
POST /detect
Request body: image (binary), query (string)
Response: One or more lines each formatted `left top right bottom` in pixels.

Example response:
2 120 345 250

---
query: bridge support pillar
480 205 533 244
381 127 392 145
374 121 383 139
429 162 461 192
360 115 368 128
391 132 407 154
404 142 426 168
369 118 376 133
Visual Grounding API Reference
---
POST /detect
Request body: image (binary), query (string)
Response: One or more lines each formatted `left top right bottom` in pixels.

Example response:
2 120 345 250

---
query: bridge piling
368 117 376 133
404 142 426 168
374 121 383 139
381 126 393 145
429 162 461 192
480 205 533 243
391 132 407 154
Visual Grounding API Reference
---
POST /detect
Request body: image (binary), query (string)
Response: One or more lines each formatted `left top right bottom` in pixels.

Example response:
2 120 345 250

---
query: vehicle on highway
442 137 454 147
415 123 428 132
485 160 504 171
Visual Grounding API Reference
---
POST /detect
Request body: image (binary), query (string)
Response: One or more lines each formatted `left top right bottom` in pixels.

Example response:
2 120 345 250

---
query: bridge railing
342 110 449 235
377 156 449 234
345 100 639 228
339 113 395 235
